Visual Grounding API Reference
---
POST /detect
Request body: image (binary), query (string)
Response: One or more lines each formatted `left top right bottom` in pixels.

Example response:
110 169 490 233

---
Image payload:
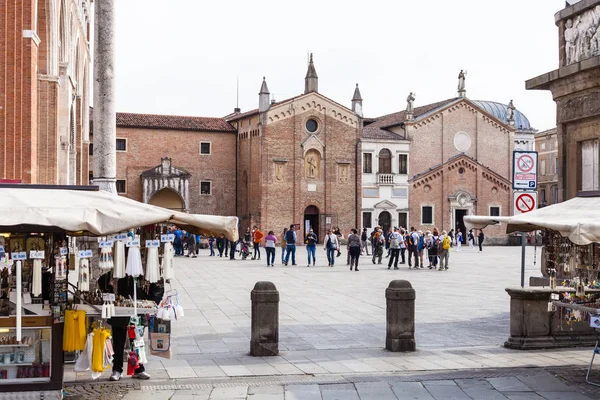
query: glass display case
0 325 51 383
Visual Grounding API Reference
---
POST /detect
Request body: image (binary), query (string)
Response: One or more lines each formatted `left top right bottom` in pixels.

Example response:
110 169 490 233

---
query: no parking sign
513 151 538 190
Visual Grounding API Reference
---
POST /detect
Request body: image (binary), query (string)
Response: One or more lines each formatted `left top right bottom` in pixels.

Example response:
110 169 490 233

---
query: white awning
464 196 600 245
0 187 238 241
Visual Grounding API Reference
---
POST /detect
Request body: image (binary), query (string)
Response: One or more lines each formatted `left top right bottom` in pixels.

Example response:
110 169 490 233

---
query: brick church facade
225 56 362 240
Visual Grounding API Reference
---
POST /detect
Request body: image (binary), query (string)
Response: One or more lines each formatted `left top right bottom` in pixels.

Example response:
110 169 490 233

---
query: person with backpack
468 229 475 249
417 231 426 267
305 229 318 267
438 230 451 271
399 229 408 264
387 227 402 270
408 227 420 268
284 225 297 266
324 229 340 267
347 228 362 271
428 228 440 269
371 227 384 264
281 228 288 264
361 228 369 255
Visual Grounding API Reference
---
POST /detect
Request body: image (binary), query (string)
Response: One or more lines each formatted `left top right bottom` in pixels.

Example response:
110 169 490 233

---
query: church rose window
306 119 318 133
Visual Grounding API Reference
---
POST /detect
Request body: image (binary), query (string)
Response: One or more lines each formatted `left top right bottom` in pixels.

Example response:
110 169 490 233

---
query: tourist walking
456 229 463 251
252 226 264 260
428 228 440 269
387 227 402 270
385 228 392 258
399 229 407 264
418 231 426 267
371 227 384 264
174 227 183 256
186 233 197 258
333 227 343 258
448 229 455 248
408 227 420 268
281 228 288 264
264 231 277 267
284 225 297 266
478 229 485 252
324 229 340 267
305 229 318 267
361 228 370 255
208 236 215 256
347 228 361 271
438 230 451 271
229 238 236 260
216 235 225 257
468 229 475 249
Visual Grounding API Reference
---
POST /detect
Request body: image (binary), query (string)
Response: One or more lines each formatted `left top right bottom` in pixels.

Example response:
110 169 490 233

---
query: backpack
407 233 415 247
374 232 383 247
390 233 400 248
442 235 451 250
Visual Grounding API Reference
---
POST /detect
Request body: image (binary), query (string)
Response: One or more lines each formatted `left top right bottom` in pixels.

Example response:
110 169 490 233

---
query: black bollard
250 281 279 356
385 280 416 352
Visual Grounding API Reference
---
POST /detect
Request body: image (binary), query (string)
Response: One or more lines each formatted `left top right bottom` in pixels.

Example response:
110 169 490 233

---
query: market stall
0 184 237 394
464 193 600 350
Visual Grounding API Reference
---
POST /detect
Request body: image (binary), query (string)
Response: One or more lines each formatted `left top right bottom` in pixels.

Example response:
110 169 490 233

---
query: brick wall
113 127 237 216
408 100 513 242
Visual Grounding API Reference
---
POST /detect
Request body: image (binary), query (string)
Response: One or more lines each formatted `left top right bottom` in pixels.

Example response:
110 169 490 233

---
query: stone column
93 0 117 193
385 280 416 352
250 281 279 356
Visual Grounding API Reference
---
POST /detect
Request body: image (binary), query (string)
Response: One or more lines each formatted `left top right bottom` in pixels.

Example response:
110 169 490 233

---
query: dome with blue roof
471 100 534 131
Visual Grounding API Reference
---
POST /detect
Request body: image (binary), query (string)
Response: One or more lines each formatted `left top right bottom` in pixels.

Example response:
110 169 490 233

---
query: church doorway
378 211 391 233
304 205 319 243
149 188 184 211
455 209 467 243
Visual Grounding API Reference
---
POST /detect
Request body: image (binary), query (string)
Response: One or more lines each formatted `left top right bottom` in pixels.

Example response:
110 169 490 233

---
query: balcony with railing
377 173 395 185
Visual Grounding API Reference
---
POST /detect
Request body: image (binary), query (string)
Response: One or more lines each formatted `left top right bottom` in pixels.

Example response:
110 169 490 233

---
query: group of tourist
182 224 486 270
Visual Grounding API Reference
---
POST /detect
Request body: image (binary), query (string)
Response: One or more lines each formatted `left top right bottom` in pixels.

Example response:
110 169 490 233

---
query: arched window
378 149 392 174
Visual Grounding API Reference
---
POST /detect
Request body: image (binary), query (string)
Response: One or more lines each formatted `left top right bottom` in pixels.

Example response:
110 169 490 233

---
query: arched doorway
378 211 391 233
304 205 319 242
149 188 184 211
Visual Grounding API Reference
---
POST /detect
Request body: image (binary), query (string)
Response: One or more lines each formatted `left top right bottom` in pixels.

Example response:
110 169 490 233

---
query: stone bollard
250 281 279 356
385 280 416 352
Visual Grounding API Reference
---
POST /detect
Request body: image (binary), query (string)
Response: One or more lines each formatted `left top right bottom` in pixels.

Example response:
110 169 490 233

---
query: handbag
149 332 172 359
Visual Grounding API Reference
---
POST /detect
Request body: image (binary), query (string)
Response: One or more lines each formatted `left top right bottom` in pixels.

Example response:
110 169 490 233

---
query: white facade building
360 137 410 232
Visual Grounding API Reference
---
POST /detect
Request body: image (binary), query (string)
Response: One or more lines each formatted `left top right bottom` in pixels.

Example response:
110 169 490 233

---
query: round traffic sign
515 193 535 213
517 154 535 173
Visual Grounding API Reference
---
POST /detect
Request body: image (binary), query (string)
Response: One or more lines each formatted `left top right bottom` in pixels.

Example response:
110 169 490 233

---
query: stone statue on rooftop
506 100 516 126
406 92 416 114
457 70 467 95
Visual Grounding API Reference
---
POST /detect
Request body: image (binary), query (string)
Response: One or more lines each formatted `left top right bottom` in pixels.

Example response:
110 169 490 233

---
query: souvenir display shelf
0 230 66 392
0 326 51 383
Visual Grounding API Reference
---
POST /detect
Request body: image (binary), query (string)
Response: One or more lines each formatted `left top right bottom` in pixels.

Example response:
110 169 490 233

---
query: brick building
89 112 237 215
225 55 362 242
535 128 559 207
363 89 536 244
1 0 92 185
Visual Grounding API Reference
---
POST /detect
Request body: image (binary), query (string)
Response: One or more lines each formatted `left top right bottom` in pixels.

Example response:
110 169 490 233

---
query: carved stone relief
338 165 348 184
275 163 285 182
305 150 320 179
564 6 600 65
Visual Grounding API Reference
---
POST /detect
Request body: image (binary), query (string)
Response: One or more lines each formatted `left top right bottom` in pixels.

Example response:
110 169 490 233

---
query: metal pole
521 232 526 287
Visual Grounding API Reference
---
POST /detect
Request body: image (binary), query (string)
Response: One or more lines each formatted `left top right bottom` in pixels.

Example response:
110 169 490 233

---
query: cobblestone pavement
63 245 600 399
64 367 600 399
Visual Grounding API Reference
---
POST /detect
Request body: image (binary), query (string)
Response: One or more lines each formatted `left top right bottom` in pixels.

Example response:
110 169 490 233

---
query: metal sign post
513 150 539 287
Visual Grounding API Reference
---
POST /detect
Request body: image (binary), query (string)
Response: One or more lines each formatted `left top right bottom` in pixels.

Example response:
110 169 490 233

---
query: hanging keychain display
160 233 175 281
29 246 45 297
98 239 114 270
145 239 160 283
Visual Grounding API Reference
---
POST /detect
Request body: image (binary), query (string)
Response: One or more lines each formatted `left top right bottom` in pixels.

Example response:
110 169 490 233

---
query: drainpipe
356 138 361 229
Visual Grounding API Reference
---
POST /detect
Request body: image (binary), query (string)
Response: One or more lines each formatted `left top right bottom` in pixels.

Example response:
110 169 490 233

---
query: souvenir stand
0 184 238 397
465 194 600 384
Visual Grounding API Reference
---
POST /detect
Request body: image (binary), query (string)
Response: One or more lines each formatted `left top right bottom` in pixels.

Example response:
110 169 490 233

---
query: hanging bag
149 332 172 359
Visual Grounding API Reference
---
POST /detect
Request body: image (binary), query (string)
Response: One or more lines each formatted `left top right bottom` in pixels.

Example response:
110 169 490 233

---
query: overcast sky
114 0 565 131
